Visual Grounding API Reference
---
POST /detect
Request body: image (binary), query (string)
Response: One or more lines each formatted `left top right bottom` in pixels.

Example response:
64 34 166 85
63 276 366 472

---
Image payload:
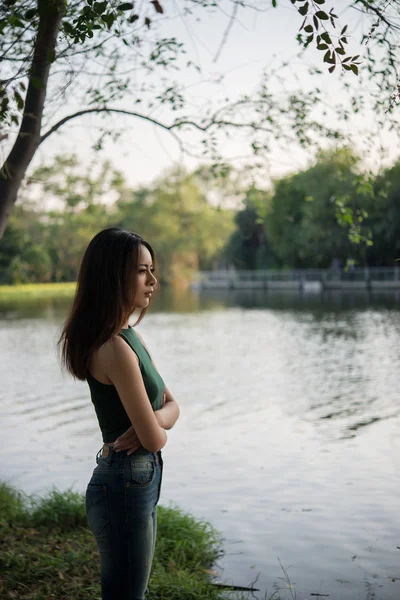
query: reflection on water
0 287 399 600
1 287 400 321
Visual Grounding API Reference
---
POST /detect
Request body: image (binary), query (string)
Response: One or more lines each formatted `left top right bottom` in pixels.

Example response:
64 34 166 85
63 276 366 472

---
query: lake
1 288 399 600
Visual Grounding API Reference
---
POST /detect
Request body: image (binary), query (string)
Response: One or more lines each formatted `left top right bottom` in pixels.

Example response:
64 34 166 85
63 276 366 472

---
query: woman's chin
134 299 150 310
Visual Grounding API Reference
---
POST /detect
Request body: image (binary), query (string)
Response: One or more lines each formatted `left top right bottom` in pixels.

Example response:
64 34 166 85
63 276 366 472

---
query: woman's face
133 244 157 309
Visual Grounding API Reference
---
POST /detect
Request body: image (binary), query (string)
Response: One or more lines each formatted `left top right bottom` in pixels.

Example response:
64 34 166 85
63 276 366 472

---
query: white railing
193 267 400 289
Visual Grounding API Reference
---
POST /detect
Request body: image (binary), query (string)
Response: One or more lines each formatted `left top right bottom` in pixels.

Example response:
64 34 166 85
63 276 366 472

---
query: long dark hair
58 227 156 380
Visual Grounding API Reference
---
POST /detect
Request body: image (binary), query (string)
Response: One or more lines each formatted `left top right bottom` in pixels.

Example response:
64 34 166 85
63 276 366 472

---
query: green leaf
14 90 24 110
304 24 313 33
93 1 107 14
323 49 331 63
151 0 164 12
1 97 9 113
63 22 74 35
315 10 329 20
298 2 309 16
272 0 277 6
101 13 115 29
118 2 134 10
24 8 36 19
317 43 328 50
328 65 335 73
350 64 359 75
335 47 345 55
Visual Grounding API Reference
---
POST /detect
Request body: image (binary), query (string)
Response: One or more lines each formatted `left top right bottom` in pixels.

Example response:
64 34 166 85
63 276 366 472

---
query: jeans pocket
86 484 109 536
128 456 156 488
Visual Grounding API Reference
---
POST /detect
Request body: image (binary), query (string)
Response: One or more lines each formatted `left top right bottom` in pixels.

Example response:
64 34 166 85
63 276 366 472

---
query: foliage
223 186 280 270
114 168 235 283
288 0 361 75
223 147 400 270
0 157 235 285
2 0 399 239
2 149 400 284
0 1 343 204
364 160 400 265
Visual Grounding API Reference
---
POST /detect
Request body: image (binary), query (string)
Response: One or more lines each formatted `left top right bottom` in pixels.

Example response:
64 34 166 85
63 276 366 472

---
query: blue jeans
86 446 163 600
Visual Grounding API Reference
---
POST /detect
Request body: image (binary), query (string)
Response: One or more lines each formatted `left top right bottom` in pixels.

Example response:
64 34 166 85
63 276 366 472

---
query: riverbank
0 481 247 600
0 282 76 300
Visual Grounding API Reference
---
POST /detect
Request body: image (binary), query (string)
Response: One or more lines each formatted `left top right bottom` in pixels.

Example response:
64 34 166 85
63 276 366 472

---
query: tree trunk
0 0 64 239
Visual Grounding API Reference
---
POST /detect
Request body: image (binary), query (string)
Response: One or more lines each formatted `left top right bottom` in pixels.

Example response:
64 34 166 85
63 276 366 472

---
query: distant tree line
224 148 400 271
1 148 399 286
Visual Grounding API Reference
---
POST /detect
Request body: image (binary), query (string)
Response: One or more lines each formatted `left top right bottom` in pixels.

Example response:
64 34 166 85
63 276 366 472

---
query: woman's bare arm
100 336 167 453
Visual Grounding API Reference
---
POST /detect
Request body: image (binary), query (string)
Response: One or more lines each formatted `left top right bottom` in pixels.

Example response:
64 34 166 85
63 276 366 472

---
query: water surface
1 289 399 600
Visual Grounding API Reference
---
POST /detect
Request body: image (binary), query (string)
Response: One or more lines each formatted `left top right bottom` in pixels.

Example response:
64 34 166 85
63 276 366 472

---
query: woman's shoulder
95 333 137 364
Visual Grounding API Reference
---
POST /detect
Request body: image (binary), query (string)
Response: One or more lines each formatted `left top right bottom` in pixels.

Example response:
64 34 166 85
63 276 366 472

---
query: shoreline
0 481 253 600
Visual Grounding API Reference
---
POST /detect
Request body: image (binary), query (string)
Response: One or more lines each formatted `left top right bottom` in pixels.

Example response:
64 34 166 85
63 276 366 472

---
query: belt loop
95 447 102 463
96 444 114 464
105 444 114 465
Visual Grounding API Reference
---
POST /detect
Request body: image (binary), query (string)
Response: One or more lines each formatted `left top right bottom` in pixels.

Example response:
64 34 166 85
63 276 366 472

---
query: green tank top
86 327 164 443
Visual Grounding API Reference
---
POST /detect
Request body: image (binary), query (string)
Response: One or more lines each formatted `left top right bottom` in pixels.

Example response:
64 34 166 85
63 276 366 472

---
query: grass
0 481 248 600
0 282 76 300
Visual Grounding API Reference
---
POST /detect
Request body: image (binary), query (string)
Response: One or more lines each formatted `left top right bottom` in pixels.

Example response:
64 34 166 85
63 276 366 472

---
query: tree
0 0 398 240
265 147 372 267
114 167 235 284
364 160 400 265
223 186 279 269
1 156 235 284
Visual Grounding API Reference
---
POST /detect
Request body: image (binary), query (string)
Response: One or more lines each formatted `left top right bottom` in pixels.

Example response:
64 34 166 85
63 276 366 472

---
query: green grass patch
0 282 76 300
0 482 249 600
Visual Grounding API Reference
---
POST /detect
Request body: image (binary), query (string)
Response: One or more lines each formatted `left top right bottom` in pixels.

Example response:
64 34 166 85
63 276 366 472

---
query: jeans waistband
95 444 162 466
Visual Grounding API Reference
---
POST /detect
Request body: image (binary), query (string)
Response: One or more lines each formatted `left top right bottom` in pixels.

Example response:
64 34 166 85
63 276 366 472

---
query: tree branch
39 107 185 149
213 0 239 63
39 104 278 151
0 0 65 238
354 0 394 28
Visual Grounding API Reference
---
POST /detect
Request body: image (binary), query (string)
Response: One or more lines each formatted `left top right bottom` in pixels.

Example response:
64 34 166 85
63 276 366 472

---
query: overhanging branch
39 106 276 149
39 108 185 148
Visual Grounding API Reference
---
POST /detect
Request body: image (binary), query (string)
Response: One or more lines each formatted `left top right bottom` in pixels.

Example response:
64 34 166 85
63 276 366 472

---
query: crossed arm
113 332 180 454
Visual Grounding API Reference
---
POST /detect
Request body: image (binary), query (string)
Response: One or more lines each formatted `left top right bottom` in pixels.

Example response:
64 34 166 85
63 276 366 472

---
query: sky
26 0 400 191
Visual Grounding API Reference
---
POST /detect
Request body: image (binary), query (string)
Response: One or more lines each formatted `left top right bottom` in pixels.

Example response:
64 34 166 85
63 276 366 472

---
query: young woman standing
59 227 180 600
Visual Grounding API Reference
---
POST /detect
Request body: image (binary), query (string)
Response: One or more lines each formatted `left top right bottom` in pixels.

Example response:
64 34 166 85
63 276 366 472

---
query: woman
59 227 180 600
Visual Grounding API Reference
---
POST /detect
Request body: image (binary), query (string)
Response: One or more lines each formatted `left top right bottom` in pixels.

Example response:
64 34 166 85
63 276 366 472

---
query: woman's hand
115 393 168 453
113 426 141 455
